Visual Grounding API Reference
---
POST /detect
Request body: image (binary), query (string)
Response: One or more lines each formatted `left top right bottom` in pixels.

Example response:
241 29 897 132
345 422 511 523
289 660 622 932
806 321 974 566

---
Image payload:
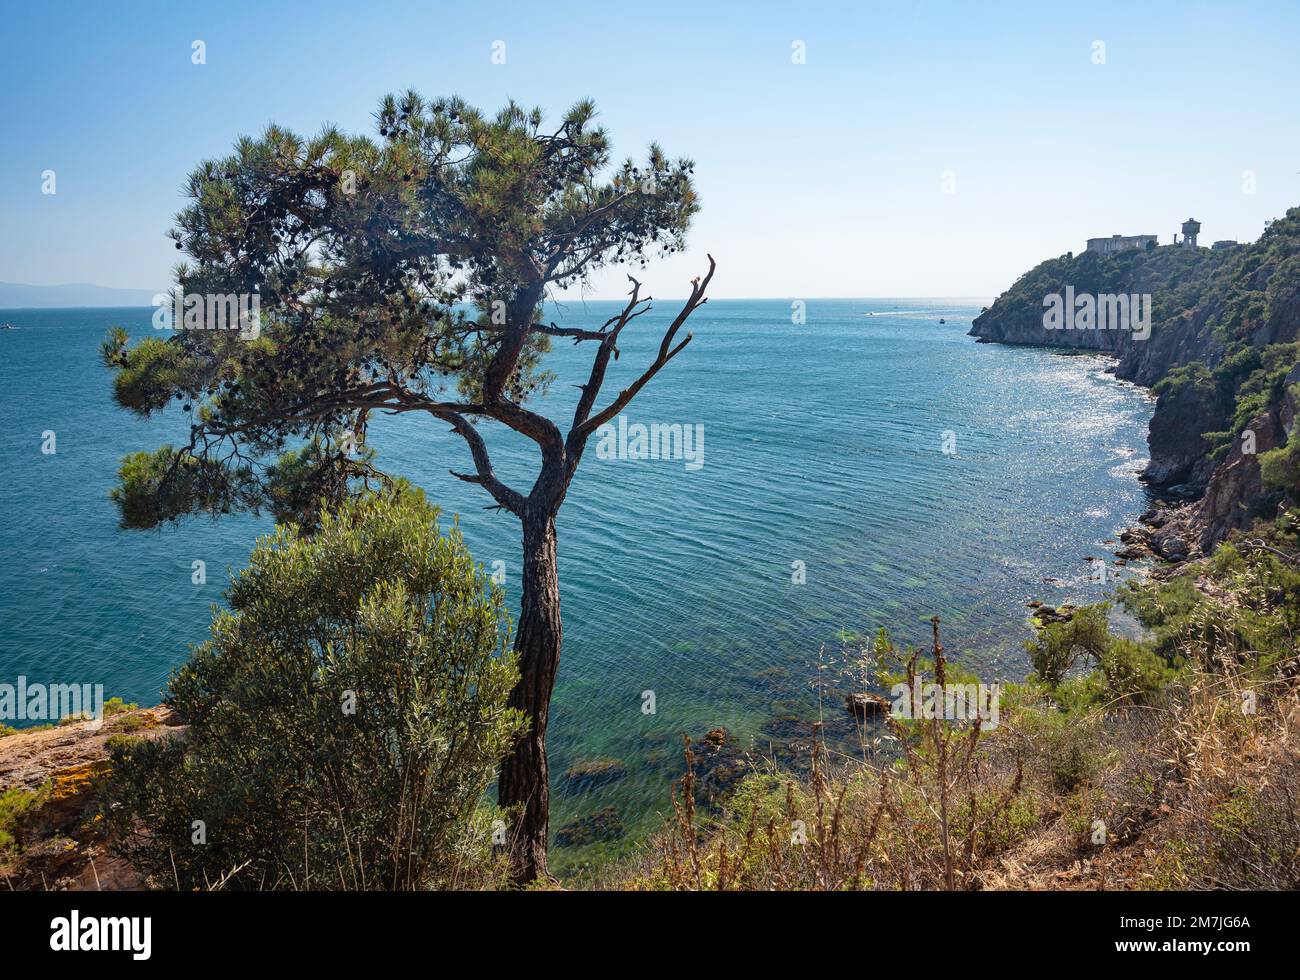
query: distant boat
939 318 946 324
1 323 15 330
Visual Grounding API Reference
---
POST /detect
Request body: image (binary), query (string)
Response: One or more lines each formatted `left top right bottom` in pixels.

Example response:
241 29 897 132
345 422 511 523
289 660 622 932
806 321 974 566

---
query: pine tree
102 92 712 881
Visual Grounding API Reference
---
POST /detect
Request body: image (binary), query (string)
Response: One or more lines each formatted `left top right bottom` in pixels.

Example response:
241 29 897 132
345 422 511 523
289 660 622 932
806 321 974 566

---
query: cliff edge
0 707 184 890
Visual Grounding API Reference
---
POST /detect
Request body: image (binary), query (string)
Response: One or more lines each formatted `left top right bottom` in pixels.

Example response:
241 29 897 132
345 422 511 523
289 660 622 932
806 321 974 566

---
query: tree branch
425 405 526 517
569 254 714 453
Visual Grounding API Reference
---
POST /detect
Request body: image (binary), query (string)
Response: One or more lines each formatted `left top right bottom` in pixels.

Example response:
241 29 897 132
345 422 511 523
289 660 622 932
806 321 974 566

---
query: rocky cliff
0 707 184 889
972 206 1300 550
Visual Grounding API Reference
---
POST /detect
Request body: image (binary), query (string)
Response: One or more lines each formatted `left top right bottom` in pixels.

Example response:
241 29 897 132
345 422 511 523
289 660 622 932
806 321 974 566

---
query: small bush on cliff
1025 605 1111 688
104 486 526 890
1260 440 1300 497
0 783 50 857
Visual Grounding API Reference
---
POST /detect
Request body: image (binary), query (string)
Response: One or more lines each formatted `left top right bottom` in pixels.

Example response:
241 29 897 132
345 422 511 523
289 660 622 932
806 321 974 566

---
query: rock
0 706 181 795
0 706 184 890
1280 364 1300 434
688 728 748 810
758 716 818 777
1143 360 1225 491
1154 535 1190 556
562 757 627 792
1195 409 1287 549
1034 604 1077 626
554 805 624 847
1156 535 1188 558
844 692 890 719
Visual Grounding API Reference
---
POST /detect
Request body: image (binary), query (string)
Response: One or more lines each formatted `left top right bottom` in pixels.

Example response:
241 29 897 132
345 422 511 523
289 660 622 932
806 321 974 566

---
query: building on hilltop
1085 233 1158 256
1180 218 1202 247
1212 240 1239 251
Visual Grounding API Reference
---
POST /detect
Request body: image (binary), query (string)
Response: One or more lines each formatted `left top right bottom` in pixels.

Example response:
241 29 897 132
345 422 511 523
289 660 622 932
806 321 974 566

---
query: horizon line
1 294 997 312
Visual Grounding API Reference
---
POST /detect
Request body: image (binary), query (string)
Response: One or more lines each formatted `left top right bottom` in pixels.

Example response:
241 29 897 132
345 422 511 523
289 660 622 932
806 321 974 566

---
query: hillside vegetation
974 208 1300 551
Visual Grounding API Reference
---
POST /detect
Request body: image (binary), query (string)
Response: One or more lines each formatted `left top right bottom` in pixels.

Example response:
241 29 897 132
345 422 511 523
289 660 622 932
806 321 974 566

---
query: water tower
1181 218 1201 247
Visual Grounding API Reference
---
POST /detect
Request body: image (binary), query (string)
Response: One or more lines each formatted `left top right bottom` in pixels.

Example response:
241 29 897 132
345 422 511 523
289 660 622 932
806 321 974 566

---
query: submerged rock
562 757 627 792
687 728 748 810
554 805 624 847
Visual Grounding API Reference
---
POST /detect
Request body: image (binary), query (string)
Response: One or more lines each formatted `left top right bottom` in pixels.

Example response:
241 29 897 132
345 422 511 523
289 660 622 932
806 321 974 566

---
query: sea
0 298 1155 875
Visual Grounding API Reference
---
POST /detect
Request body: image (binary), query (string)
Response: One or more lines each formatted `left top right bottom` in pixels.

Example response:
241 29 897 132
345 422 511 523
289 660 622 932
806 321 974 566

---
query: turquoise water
0 299 1153 871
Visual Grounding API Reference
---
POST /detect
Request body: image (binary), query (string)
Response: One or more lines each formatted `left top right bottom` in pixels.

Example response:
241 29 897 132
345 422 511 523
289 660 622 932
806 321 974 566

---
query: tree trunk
498 511 562 883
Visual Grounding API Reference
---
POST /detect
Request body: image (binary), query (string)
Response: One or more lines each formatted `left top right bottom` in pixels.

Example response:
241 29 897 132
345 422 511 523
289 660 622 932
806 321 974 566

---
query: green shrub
103 697 137 716
1026 605 1111 688
104 486 526 890
1260 439 1300 497
112 713 148 733
104 733 142 753
1027 605 1180 706
1097 638 1181 701
0 783 50 856
1122 523 1300 676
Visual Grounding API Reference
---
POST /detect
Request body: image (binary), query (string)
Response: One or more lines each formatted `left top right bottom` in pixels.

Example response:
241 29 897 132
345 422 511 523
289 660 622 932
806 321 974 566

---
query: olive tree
105 487 526 890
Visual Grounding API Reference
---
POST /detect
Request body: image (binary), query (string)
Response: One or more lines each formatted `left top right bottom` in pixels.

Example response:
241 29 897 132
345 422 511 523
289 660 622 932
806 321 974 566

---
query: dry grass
621 617 1300 892
638 619 1036 890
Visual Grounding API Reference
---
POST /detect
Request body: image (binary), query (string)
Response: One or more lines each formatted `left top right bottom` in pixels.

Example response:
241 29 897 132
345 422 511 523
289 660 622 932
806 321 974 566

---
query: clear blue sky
3 0 1298 298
